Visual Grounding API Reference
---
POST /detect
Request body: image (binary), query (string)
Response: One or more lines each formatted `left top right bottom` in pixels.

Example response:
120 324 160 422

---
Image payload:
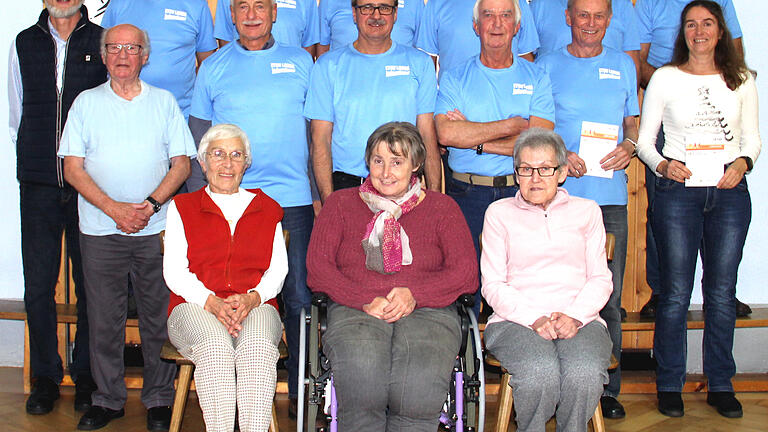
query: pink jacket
481 189 612 328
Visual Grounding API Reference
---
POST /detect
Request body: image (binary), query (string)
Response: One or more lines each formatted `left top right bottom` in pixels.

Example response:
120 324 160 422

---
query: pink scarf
359 176 422 274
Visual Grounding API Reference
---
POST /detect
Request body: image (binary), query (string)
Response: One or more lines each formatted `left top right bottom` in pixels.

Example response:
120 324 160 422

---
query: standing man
305 0 441 202
435 0 555 315
213 0 320 56
416 0 539 78
187 0 314 418
100 0 217 117
8 0 106 415
634 0 749 317
536 0 639 419
58 24 196 431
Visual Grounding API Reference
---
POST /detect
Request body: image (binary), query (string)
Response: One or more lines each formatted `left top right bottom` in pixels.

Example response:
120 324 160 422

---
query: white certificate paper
684 134 727 187
578 121 619 179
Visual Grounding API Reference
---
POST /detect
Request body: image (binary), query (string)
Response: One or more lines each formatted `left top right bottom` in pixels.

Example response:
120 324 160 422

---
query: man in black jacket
8 0 107 415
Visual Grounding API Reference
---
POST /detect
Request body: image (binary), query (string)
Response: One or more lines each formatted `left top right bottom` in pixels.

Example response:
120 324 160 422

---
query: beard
45 0 84 18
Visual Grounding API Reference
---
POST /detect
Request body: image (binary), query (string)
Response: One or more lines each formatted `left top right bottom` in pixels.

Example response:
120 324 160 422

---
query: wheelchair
296 293 485 432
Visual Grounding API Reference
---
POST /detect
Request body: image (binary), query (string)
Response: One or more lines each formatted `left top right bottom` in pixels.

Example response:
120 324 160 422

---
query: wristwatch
146 196 162 213
476 143 484 155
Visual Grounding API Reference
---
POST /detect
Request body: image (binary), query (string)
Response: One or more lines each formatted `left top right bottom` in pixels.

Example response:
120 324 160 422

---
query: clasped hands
109 200 155 234
362 287 416 323
204 292 262 337
531 312 582 340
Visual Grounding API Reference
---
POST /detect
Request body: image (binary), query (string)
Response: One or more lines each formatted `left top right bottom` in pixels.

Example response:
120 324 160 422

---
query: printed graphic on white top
164 8 188 21
598 68 621 80
512 83 533 95
271 63 297 74
385 65 410 77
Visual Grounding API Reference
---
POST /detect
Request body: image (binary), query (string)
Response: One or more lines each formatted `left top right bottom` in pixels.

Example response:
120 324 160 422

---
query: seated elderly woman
307 121 477 431
163 124 286 432
481 128 613 432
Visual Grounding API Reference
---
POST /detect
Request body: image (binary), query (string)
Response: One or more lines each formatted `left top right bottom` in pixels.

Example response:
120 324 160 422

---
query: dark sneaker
640 296 658 318
707 392 743 418
77 406 125 430
74 375 97 412
600 396 626 419
657 391 684 417
736 299 752 317
147 406 172 431
26 376 60 415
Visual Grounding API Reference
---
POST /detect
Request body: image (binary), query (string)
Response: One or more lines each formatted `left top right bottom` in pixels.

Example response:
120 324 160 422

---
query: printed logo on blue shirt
512 83 533 95
271 63 296 74
164 9 188 21
385 65 410 77
277 0 297 9
598 68 621 80
399 1 405 7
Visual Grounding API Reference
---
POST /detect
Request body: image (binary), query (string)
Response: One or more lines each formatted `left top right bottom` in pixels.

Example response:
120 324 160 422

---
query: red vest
168 188 283 315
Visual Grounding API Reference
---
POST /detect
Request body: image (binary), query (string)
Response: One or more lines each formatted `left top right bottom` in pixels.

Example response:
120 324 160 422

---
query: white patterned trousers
168 302 282 432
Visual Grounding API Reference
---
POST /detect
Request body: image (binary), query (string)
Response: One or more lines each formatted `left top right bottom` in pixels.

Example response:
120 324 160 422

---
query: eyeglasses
207 149 246 163
354 4 396 15
104 43 143 55
515 166 559 177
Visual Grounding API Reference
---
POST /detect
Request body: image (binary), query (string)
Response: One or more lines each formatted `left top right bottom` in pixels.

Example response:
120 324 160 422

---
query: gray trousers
80 233 176 410
168 303 282 432
323 303 461 432
485 320 611 432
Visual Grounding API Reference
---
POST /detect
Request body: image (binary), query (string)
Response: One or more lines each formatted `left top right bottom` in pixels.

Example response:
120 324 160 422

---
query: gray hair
513 128 568 169
567 0 613 15
473 0 522 26
198 124 252 166
100 25 151 57
365 122 426 177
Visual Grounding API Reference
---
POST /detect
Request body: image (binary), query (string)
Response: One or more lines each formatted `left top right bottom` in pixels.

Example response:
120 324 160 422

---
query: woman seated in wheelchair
481 128 613 432
307 121 477 430
163 124 286 431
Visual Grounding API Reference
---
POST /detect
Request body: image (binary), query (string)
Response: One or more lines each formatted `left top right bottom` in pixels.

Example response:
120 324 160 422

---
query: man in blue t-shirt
416 0 539 78
536 0 639 420
435 0 555 316
187 0 315 417
101 0 218 117
635 0 749 319
214 0 320 56
529 0 640 79
304 0 441 201
316 0 422 56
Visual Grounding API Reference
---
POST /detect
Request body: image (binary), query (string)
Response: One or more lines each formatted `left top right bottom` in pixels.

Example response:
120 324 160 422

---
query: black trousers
20 182 90 383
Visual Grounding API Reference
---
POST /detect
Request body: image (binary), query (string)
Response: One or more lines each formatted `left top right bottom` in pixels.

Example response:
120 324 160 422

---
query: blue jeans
280 205 314 398
600 205 627 398
446 177 518 317
652 177 750 392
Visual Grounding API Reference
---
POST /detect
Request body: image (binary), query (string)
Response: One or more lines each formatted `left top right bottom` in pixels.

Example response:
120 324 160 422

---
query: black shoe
26 377 60 415
657 391 684 417
77 406 125 430
640 296 658 318
288 396 298 420
707 392 743 418
600 396 626 419
74 375 97 412
736 299 752 317
620 307 627 321
147 406 172 431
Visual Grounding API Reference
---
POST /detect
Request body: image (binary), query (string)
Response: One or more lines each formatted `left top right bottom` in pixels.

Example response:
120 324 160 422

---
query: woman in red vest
163 124 286 432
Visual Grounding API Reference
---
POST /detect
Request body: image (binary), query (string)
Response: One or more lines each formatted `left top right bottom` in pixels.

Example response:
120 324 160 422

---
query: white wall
0 1 766 369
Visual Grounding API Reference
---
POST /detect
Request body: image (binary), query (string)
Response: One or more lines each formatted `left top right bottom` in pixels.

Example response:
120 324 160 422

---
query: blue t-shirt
435 57 555 177
415 0 539 78
318 0 422 49
529 0 640 56
536 47 639 206
213 0 321 48
58 81 197 236
191 42 314 207
635 0 742 68
101 0 217 117
304 42 437 177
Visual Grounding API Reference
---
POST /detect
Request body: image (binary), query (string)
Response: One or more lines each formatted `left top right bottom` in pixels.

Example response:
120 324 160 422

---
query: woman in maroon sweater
307 122 477 431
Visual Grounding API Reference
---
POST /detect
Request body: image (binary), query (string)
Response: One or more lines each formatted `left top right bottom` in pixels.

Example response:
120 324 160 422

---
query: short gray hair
513 128 568 169
365 122 426 177
100 25 151 57
473 0 521 26
198 124 252 166
567 0 613 15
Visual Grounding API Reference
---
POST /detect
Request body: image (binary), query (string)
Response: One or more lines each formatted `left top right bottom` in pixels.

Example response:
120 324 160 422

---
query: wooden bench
622 308 768 331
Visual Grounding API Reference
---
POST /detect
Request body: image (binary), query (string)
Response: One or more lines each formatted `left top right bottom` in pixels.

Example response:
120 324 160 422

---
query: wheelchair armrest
456 294 475 308
456 300 471 358
311 292 329 307
311 292 329 334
